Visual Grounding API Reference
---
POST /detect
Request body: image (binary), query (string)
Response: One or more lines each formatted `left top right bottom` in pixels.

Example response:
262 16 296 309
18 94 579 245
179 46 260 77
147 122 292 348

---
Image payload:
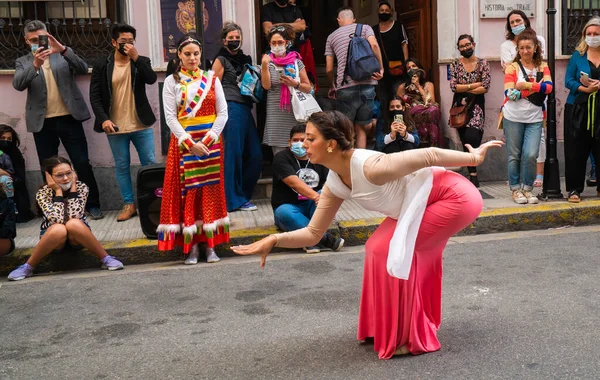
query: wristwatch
60 46 68 56
295 81 301 89
468 84 472 90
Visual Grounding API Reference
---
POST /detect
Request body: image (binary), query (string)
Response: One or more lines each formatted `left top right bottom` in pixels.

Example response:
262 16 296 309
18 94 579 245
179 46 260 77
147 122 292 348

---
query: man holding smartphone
13 20 104 219
90 24 157 222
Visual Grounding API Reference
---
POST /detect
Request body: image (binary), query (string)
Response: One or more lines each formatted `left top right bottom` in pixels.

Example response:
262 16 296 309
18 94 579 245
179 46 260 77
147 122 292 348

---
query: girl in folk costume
158 35 229 265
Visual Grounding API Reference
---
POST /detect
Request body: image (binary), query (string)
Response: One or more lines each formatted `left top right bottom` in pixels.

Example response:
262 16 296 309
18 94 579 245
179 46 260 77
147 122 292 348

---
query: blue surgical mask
291 142 306 157
30 43 39 53
512 24 526 36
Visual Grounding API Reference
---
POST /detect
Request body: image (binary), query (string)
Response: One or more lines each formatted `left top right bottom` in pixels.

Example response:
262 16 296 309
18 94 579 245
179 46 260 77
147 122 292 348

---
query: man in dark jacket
90 24 157 222
12 20 103 219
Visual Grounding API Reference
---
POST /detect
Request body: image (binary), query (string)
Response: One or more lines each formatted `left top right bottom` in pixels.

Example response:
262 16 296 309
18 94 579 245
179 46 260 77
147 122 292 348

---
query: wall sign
480 0 535 18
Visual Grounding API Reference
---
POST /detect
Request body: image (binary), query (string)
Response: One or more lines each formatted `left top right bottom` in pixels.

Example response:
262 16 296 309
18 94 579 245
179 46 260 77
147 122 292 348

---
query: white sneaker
523 190 539 204
184 245 199 265
206 248 221 263
512 190 527 204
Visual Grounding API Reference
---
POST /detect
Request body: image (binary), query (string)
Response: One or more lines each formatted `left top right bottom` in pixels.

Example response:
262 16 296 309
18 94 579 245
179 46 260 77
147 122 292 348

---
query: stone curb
2 200 600 276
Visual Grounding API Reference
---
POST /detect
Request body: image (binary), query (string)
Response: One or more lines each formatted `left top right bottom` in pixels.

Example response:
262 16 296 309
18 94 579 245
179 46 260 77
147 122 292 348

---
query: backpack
238 64 264 103
343 24 381 84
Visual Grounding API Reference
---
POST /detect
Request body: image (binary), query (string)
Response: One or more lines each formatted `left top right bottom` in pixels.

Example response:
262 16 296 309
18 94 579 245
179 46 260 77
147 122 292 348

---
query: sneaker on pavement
101 255 124 271
239 202 258 211
206 248 221 263
184 245 200 265
303 245 321 254
330 237 345 252
522 190 539 204
87 207 105 220
8 263 34 281
117 204 137 222
512 190 527 204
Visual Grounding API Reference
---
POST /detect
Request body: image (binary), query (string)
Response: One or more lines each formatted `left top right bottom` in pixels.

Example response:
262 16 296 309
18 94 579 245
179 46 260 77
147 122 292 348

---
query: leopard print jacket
36 181 88 231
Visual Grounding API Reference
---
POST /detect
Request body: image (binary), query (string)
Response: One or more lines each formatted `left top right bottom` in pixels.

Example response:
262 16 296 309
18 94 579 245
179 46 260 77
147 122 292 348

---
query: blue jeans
274 201 317 232
107 128 156 204
503 118 542 191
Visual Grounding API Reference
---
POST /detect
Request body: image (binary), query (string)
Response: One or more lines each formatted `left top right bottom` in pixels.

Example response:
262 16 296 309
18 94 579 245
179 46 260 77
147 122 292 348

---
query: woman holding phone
261 24 311 156
381 97 419 153
564 17 600 202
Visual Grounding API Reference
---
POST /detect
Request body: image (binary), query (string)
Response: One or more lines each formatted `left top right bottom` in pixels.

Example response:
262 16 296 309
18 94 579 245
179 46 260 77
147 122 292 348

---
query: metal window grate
0 0 125 70
562 0 600 55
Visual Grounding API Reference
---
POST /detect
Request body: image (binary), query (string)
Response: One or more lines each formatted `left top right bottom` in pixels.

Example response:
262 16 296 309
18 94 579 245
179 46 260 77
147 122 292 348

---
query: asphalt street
1 226 600 380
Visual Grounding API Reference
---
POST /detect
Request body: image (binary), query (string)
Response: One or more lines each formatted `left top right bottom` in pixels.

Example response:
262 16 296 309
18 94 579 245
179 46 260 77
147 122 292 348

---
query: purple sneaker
239 202 258 211
8 263 34 281
101 255 124 271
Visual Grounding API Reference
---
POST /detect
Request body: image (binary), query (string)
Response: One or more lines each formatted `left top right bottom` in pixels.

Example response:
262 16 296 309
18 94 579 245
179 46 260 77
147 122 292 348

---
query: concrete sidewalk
2 179 600 274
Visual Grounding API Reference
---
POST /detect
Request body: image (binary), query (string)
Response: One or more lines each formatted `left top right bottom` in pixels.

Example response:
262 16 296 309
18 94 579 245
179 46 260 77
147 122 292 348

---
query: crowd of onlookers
2 1 600 280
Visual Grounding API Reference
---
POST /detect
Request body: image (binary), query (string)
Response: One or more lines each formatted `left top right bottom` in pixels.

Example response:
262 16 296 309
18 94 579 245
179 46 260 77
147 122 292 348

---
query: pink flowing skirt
357 169 483 359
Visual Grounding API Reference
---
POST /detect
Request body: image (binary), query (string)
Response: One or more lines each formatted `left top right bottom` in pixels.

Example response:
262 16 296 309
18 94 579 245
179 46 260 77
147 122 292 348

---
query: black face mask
0 140 13 153
460 48 474 58
117 43 128 56
226 40 241 51
275 0 288 5
378 13 392 22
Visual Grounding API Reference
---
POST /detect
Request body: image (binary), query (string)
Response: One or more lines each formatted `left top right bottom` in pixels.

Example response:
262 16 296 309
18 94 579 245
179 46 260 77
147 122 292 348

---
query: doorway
395 0 439 100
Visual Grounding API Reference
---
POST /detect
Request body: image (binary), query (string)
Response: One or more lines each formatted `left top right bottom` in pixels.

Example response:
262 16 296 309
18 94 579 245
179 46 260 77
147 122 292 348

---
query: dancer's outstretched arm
364 140 504 186
232 185 344 268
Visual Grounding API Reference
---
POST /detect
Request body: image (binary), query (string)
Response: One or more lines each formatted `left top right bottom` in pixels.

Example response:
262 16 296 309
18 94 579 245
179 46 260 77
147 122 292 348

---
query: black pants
33 115 101 209
564 103 600 193
458 126 484 174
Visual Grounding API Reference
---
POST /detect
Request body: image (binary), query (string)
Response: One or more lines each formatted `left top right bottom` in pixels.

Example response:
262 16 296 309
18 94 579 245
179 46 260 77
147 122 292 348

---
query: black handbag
517 61 547 107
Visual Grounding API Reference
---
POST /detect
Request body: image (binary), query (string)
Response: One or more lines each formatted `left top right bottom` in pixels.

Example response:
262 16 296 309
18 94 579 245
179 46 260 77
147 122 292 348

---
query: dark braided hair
307 111 354 151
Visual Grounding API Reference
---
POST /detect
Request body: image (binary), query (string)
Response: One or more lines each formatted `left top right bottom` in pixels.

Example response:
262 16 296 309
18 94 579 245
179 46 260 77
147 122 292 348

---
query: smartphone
38 34 49 51
580 71 590 82
394 114 404 124
112 126 119 132
275 67 285 76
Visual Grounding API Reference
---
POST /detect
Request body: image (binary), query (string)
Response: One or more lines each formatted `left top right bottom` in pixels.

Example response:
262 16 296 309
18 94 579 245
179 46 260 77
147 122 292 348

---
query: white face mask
587 35 600 48
59 181 72 191
270 45 287 56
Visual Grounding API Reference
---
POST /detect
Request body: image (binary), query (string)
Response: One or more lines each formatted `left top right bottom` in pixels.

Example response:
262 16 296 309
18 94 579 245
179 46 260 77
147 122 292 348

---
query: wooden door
395 0 439 98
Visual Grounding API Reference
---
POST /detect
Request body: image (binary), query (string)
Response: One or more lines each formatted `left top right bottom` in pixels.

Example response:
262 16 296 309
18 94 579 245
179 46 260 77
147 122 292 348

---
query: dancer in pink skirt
233 110 502 359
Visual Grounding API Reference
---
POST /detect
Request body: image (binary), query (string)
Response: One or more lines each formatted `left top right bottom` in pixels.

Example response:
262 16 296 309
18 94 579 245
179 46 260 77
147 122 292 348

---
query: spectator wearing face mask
12 20 103 220
271 124 343 254
372 1 409 126
0 125 34 222
449 34 491 188
501 10 547 188
381 97 420 154
212 22 263 212
396 58 442 147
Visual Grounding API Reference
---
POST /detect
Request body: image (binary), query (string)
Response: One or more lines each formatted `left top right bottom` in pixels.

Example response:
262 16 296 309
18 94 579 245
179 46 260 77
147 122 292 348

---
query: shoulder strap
356 23 363 37
342 25 360 86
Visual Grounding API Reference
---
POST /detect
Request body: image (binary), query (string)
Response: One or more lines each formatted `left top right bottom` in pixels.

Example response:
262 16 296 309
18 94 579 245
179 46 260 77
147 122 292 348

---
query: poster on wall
160 0 223 64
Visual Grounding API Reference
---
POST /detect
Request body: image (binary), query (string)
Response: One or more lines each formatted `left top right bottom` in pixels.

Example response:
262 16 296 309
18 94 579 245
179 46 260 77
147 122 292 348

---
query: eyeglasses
53 171 73 179
270 40 287 46
118 39 135 45
270 26 286 33
458 42 473 50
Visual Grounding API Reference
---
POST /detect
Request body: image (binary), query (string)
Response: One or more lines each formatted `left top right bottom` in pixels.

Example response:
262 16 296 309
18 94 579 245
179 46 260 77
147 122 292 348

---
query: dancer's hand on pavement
465 140 504 166
231 235 277 269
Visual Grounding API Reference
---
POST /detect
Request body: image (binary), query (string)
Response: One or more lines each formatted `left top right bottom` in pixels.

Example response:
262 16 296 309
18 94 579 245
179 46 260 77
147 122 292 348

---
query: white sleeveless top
326 149 435 279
